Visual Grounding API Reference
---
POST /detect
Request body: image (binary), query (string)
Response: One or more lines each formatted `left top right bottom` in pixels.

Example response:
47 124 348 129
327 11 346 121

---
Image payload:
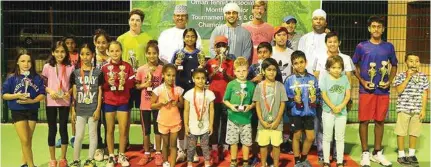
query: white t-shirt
312 52 355 83
183 88 216 135
272 47 294 82
298 31 327 72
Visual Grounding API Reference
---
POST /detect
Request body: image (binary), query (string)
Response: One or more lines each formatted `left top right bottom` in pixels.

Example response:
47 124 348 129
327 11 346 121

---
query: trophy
176 51 185 70
146 66 155 91
108 65 116 91
118 65 126 91
198 51 206 68
237 83 247 111
378 61 388 87
128 50 138 72
308 80 316 98
294 81 301 97
22 71 30 98
218 49 225 73
368 62 377 89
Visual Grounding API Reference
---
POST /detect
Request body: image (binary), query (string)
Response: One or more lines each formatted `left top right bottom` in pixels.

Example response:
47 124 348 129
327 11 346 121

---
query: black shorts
290 116 314 132
11 110 38 123
141 110 160 135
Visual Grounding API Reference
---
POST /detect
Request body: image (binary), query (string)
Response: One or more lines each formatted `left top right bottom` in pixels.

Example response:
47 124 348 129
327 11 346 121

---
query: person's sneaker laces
83 159 96 167
106 156 116 167
176 150 186 162
93 149 104 161
155 152 163 166
117 154 130 167
397 157 410 165
360 152 371 167
370 150 392 167
69 160 81 167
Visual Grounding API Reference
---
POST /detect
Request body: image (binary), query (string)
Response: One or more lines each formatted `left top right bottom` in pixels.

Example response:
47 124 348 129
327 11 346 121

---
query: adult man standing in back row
158 5 202 64
242 0 274 64
210 2 252 60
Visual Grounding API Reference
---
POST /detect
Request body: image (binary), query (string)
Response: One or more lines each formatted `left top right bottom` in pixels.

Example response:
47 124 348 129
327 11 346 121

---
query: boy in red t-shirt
205 36 235 163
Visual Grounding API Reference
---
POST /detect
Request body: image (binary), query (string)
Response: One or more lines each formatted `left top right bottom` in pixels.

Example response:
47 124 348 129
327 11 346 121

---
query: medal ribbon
262 81 276 115
165 83 178 102
193 88 206 121
55 64 66 92
80 64 94 94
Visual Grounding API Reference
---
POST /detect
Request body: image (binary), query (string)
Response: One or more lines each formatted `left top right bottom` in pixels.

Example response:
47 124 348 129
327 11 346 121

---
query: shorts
358 94 389 121
394 112 422 137
128 88 142 109
103 104 129 112
141 110 160 135
256 129 283 147
290 116 314 132
11 110 38 123
158 123 182 134
225 119 252 146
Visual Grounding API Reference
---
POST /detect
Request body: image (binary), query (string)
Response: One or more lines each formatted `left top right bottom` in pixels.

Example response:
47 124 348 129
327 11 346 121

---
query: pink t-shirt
41 63 74 106
136 64 163 110
153 84 184 126
242 22 274 64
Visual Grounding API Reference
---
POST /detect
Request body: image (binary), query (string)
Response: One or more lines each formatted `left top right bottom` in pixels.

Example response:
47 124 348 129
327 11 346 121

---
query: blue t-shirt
2 74 46 110
171 48 200 92
319 73 351 115
352 40 398 95
284 72 319 117
247 62 283 83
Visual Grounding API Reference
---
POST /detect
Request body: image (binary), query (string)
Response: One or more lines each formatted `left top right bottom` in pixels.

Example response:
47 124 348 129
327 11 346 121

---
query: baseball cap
283 15 297 23
215 36 228 45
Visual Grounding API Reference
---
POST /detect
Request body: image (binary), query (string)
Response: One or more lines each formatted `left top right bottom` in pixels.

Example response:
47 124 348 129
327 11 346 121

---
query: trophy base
368 83 376 89
118 86 124 91
237 105 245 112
378 81 386 87
219 68 224 72
24 93 30 98
178 66 183 70
146 87 153 91
110 86 117 91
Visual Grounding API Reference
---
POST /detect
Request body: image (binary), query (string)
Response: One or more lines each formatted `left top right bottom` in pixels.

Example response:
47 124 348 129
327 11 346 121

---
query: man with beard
210 2 252 61
158 5 202 64
297 9 328 162
282 16 302 51
242 0 274 64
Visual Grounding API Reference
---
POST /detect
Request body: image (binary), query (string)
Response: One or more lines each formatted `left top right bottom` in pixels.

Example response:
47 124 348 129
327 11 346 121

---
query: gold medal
198 121 203 129
84 97 91 104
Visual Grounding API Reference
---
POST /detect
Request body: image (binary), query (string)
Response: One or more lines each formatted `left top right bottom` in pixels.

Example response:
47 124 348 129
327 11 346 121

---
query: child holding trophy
2 48 45 167
253 58 288 167
135 40 164 165
223 57 256 167
319 56 351 167
101 41 135 167
205 35 235 163
284 51 319 167
247 42 283 83
352 16 398 167
42 41 75 167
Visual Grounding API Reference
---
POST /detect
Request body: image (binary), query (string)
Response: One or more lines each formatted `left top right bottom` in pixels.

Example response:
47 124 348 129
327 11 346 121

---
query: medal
55 64 66 98
262 81 276 123
84 97 91 104
194 88 206 126
268 116 273 122
198 121 203 129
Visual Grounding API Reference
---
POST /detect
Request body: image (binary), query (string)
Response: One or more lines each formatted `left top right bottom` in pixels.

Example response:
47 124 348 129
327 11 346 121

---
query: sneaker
229 160 237 167
193 153 199 163
336 163 344 167
69 160 81 167
397 157 410 165
94 149 104 161
106 156 115 167
302 160 312 167
266 154 273 166
293 161 303 167
162 161 170 167
20 164 28 167
370 150 392 167
118 154 130 167
210 150 219 164
249 156 259 167
70 136 75 148
323 162 330 167
176 150 186 162
360 152 371 167
58 159 68 167
55 138 62 148
138 154 151 165
49 160 57 167
83 159 96 167
155 152 163 166
222 150 230 161
407 156 419 165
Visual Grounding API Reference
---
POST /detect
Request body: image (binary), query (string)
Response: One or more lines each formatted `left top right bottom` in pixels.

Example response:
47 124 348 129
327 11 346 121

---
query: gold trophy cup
23 71 30 98
176 51 185 70
146 66 155 91
378 61 388 87
118 65 126 91
238 83 247 112
308 80 316 98
368 62 377 89
108 65 116 91
198 51 206 68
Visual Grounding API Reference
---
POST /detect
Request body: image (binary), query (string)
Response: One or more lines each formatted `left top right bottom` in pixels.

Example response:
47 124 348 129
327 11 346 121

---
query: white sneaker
176 150 186 162
163 161 171 167
370 150 392 167
360 152 371 167
93 149 104 161
117 154 130 167
106 156 115 167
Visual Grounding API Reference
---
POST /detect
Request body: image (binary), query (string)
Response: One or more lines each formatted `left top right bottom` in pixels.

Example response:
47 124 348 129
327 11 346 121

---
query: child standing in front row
69 44 103 167
151 64 185 167
253 58 288 167
223 57 256 167
136 40 164 166
320 56 351 167
284 51 319 167
184 68 216 167
393 53 429 166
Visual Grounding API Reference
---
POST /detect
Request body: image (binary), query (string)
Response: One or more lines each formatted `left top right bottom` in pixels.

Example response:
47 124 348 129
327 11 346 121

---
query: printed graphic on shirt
13 78 40 93
77 75 98 104
329 84 345 94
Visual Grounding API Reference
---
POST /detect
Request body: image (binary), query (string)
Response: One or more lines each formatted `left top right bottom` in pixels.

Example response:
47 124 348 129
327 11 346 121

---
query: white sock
409 148 415 156
145 152 150 155
223 144 229 151
109 154 115 157
212 144 218 151
398 150 405 158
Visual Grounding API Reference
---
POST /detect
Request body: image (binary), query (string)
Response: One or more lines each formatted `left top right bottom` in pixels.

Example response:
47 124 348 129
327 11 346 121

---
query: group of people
2 1 429 167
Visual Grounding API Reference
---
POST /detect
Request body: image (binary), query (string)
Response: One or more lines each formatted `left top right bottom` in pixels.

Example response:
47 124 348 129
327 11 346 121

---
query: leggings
187 133 210 162
73 116 98 160
46 106 69 146
96 111 107 149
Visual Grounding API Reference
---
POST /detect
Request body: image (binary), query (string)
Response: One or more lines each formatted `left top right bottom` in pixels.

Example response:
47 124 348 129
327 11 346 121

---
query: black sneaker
407 156 419 165
20 164 28 167
397 157 410 165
